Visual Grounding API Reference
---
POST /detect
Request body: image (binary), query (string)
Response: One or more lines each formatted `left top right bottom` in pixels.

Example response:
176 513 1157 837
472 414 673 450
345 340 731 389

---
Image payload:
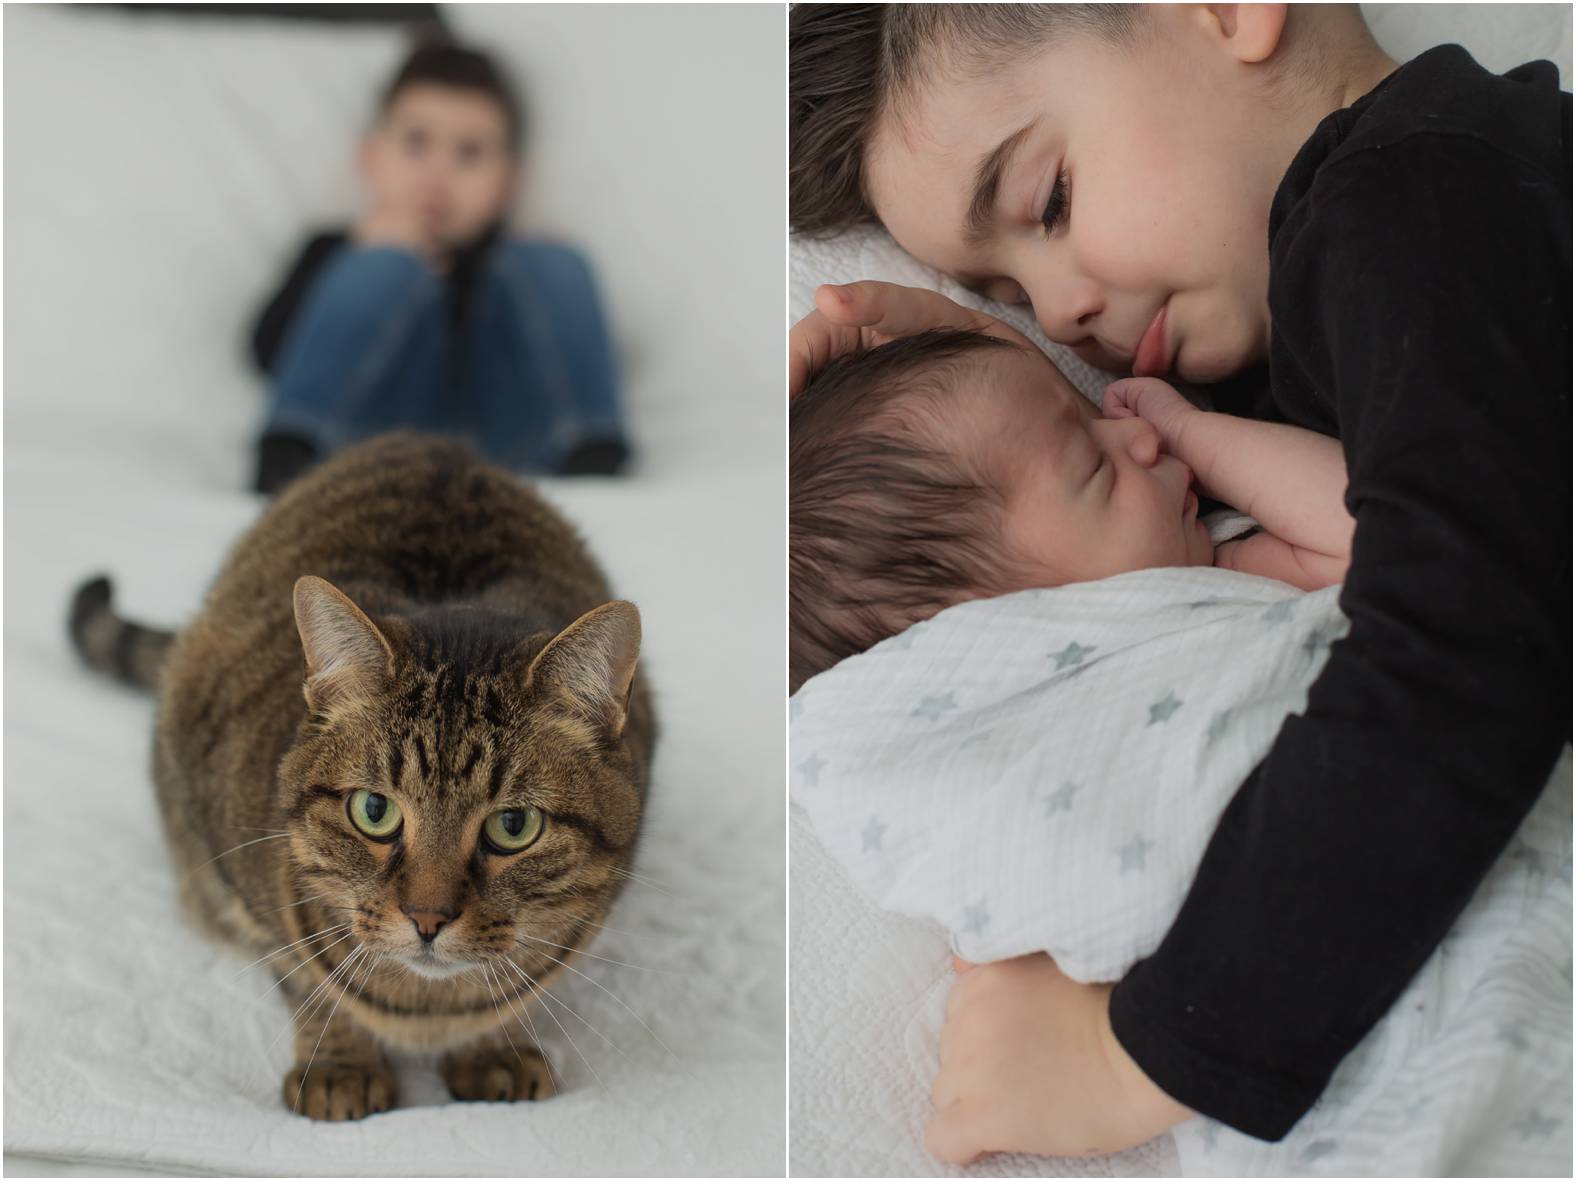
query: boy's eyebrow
964 122 1037 248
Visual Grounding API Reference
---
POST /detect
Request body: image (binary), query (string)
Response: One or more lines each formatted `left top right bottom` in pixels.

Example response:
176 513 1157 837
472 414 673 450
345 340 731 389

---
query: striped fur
73 433 655 1120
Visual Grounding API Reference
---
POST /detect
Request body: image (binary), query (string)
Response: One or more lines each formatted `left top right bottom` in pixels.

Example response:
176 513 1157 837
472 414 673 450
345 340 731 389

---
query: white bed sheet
4 5 784 1176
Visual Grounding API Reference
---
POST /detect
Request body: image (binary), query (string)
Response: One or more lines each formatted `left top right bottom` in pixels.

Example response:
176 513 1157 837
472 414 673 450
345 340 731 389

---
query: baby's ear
524 601 641 740
292 576 394 717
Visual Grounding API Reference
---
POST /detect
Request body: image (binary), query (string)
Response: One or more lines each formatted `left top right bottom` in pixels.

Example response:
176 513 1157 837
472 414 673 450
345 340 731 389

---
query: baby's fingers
1101 382 1140 419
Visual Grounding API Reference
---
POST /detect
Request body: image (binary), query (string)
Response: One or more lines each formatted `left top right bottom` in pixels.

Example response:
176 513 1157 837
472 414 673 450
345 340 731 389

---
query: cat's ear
525 600 641 740
293 576 394 715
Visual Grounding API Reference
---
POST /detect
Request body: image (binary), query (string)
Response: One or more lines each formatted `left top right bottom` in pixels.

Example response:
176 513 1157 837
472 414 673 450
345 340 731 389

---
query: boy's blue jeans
263 239 626 473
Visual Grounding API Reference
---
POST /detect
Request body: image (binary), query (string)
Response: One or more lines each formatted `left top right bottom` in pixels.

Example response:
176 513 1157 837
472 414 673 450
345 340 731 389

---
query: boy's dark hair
790 4 1141 235
382 39 527 153
791 329 1023 692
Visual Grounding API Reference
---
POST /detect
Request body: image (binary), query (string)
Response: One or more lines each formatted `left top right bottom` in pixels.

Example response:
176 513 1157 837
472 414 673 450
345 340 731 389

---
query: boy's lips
1133 303 1172 378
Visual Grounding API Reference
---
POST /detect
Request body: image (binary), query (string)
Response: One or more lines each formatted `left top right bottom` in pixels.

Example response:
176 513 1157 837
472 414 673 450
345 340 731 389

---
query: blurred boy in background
251 39 629 493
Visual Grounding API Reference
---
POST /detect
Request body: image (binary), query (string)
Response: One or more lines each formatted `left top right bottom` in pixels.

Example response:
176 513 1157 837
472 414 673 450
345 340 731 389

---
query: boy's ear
1200 4 1288 65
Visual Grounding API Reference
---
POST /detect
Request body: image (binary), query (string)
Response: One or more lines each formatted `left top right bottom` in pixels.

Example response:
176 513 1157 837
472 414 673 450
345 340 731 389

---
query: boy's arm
1108 136 1570 1141
251 233 349 374
1105 379 1354 588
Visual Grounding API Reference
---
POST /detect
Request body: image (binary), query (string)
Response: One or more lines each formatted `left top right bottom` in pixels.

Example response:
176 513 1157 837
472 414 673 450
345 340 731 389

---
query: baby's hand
1102 377 1197 449
926 954 1192 1164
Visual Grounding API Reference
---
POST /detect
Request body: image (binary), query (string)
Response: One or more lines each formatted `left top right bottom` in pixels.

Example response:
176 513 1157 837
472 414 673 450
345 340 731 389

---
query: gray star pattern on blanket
797 752 826 788
913 693 959 722
788 697 804 722
1300 623 1340 662
961 901 990 935
1118 835 1154 873
1513 1110 1559 1140
1510 843 1548 878
1043 781 1080 816
1262 599 1295 625
1205 709 1232 744
1497 1022 1531 1052
1148 691 1183 725
959 731 992 750
1051 641 1096 669
1300 1140 1339 1163
861 815 886 853
1198 1122 1221 1152
887 622 926 651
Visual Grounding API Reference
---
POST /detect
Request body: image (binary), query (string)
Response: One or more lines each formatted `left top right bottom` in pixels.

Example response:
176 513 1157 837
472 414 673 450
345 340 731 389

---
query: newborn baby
790 329 1353 691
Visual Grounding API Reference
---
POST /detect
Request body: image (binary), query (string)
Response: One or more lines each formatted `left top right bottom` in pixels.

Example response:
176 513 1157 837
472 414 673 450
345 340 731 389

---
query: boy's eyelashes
1040 168 1071 238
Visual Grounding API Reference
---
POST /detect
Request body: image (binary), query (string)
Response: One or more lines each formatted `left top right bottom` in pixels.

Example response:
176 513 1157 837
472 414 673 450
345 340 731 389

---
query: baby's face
361 83 516 248
959 347 1213 585
864 9 1313 384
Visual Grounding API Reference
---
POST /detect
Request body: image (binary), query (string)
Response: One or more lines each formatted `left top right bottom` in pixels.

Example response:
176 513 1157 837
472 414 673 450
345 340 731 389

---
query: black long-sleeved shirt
1109 45 1571 1141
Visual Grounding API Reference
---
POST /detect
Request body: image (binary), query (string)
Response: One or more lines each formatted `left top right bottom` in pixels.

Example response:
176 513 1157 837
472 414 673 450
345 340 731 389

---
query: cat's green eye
482 806 545 854
348 789 403 840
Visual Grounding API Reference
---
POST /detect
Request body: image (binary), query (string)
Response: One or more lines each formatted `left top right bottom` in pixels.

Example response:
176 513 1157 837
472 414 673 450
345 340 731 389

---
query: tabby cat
69 433 654 1120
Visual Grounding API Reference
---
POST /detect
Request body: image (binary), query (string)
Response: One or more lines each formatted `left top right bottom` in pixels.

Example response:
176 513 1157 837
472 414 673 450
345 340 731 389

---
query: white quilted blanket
792 571 1572 1177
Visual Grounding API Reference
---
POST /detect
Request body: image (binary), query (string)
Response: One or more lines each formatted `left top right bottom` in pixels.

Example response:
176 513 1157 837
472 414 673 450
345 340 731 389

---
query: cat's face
277 578 643 981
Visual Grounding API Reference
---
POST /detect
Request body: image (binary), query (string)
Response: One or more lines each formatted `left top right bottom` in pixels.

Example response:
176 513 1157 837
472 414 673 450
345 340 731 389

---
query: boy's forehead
866 51 1061 273
385 83 509 139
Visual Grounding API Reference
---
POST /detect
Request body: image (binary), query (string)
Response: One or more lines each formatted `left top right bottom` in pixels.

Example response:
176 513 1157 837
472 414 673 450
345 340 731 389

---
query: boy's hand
353 202 446 271
791 281 1037 398
926 954 1193 1164
1102 377 1198 450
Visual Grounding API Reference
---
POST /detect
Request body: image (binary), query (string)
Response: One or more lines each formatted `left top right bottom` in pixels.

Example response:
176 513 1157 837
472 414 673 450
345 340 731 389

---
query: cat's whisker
292 945 370 1113
267 939 363 1059
260 893 331 916
259 928 358 1007
230 923 350 980
568 915 670 941
514 932 680 976
182 833 291 881
481 961 530 1070
513 939 686 1073
494 955 608 1091
607 867 675 898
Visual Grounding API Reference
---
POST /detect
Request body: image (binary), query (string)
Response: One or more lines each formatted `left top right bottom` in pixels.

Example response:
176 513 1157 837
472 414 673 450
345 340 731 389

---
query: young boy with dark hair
790 2 1570 1161
252 39 629 493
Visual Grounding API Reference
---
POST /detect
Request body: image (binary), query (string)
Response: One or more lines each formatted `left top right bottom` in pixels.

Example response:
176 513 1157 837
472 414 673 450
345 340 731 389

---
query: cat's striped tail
68 576 175 691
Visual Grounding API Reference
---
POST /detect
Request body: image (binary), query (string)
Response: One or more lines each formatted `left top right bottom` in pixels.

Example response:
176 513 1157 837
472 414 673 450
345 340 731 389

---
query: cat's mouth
397 943 474 981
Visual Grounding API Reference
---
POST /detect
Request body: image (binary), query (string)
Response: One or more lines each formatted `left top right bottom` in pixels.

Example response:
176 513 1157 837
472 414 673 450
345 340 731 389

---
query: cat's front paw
283 1059 398 1120
442 1042 557 1102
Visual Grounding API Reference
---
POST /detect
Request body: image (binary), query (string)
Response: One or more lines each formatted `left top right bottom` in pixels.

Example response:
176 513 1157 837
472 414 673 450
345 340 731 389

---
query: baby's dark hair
791 329 1023 692
382 39 526 153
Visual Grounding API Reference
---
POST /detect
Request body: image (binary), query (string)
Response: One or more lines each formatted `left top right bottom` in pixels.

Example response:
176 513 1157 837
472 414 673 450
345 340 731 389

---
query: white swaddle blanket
791 567 1572 1176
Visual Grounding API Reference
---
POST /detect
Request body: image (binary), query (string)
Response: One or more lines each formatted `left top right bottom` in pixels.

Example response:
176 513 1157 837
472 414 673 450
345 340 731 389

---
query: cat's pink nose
403 907 456 943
